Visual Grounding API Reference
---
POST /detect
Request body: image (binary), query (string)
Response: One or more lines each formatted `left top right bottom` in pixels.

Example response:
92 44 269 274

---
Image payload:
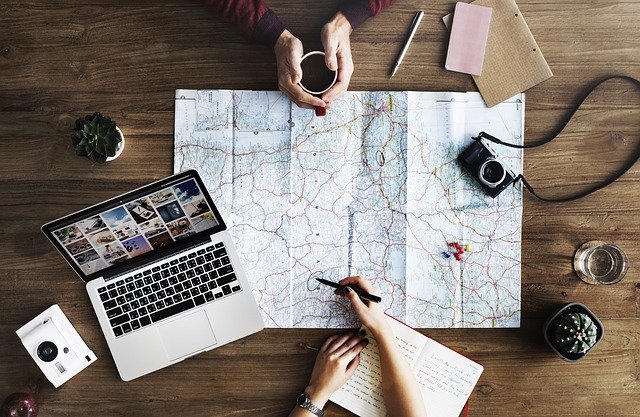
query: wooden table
1 1 639 415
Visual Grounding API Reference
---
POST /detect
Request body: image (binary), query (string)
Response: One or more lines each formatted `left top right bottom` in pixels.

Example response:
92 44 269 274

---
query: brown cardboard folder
443 0 553 107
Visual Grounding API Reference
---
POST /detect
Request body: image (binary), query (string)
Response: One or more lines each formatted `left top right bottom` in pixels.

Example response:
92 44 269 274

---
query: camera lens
37 341 58 362
478 158 506 187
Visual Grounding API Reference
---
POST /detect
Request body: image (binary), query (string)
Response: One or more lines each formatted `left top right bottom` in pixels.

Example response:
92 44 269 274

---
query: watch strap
297 393 325 417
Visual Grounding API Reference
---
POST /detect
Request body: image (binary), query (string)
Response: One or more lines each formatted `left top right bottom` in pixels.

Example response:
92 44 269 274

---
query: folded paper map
174 90 523 328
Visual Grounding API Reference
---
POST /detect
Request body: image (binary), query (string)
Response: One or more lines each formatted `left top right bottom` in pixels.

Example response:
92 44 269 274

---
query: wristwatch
296 392 326 417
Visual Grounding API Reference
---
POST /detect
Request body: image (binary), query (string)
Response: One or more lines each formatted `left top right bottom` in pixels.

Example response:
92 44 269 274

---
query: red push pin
447 241 466 261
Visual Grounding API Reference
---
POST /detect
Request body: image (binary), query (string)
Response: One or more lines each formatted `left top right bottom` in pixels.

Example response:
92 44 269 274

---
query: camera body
16 305 97 387
458 138 516 198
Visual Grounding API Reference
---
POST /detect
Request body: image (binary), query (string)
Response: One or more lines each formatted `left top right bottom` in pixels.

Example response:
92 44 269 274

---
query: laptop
42 170 264 381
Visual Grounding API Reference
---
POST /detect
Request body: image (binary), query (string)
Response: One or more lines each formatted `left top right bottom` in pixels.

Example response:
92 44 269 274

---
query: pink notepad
445 2 492 76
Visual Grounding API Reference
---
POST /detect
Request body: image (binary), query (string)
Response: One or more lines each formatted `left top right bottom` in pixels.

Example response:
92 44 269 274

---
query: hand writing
338 276 390 337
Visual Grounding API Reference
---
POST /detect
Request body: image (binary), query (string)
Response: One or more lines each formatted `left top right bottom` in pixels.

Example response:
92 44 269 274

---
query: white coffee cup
298 51 338 95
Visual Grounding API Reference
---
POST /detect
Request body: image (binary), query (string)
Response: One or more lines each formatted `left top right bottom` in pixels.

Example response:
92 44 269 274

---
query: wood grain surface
1 1 639 416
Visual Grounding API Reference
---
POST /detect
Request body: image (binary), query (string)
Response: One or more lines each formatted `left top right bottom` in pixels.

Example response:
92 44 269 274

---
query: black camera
458 138 516 198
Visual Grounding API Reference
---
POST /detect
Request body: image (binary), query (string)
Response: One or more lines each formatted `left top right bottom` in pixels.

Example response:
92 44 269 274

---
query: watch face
297 393 308 406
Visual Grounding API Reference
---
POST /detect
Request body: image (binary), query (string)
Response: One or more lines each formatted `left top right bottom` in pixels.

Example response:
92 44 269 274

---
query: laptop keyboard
97 241 241 338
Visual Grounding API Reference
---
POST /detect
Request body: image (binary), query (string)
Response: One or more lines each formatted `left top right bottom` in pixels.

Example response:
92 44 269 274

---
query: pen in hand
316 278 382 303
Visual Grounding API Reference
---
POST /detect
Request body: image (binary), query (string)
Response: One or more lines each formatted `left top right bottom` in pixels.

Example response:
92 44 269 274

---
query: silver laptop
42 170 264 381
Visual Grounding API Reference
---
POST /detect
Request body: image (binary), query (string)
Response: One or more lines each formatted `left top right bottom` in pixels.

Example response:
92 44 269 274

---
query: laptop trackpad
158 310 217 361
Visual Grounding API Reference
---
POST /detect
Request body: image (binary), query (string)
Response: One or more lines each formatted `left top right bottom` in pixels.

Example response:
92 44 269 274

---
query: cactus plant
554 311 598 354
72 112 122 163
544 302 603 361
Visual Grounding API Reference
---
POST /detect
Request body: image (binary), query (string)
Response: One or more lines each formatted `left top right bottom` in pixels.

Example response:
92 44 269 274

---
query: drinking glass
573 241 628 284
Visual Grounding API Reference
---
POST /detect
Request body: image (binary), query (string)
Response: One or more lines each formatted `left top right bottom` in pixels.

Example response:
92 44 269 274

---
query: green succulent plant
554 312 598 354
72 112 122 163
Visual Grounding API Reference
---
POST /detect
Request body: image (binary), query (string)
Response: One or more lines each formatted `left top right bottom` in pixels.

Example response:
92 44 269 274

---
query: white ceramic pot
106 126 125 162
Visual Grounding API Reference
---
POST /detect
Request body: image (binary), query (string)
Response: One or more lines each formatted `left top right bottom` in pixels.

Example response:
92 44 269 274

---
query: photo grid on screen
53 179 219 275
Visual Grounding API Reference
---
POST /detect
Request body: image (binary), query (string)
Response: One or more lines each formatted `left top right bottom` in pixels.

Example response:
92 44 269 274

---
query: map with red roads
174 90 524 328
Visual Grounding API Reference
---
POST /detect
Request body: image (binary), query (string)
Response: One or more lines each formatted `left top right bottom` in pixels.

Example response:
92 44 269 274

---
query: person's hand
305 332 369 406
274 30 326 110
337 276 390 337
320 12 354 104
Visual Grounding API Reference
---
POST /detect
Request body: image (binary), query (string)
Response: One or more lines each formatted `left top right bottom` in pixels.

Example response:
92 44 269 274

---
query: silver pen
390 11 424 77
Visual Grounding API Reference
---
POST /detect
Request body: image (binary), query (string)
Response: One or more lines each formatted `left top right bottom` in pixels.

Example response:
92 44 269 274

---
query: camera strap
475 75 640 203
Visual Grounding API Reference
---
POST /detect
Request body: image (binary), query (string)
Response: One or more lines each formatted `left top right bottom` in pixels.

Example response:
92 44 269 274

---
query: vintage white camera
16 305 97 388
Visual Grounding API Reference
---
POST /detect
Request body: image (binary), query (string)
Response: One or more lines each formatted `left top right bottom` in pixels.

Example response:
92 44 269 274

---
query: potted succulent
72 112 124 163
543 302 603 362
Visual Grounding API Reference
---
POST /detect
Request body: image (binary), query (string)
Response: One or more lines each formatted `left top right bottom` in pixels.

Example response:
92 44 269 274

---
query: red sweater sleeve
339 0 394 30
200 0 393 47
200 0 286 48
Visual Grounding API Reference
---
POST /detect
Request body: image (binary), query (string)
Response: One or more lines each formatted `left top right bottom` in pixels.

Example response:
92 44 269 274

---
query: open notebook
330 315 484 417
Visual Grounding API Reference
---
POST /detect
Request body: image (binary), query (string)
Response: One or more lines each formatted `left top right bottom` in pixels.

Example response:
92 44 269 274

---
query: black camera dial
479 158 506 188
37 341 58 362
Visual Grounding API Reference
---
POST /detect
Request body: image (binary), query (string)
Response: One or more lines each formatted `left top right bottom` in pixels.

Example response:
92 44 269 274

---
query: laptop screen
42 170 226 282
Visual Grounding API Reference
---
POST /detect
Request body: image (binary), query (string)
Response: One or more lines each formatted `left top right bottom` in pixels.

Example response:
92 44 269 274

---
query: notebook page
414 340 484 417
330 316 428 417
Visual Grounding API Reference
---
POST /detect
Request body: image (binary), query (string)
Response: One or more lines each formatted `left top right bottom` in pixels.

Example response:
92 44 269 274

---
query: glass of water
573 241 629 285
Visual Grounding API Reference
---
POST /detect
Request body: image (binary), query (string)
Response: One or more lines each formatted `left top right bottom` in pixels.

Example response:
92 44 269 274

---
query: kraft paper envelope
443 0 553 107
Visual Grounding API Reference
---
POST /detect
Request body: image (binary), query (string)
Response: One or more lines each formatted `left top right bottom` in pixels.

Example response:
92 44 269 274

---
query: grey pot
543 302 604 362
